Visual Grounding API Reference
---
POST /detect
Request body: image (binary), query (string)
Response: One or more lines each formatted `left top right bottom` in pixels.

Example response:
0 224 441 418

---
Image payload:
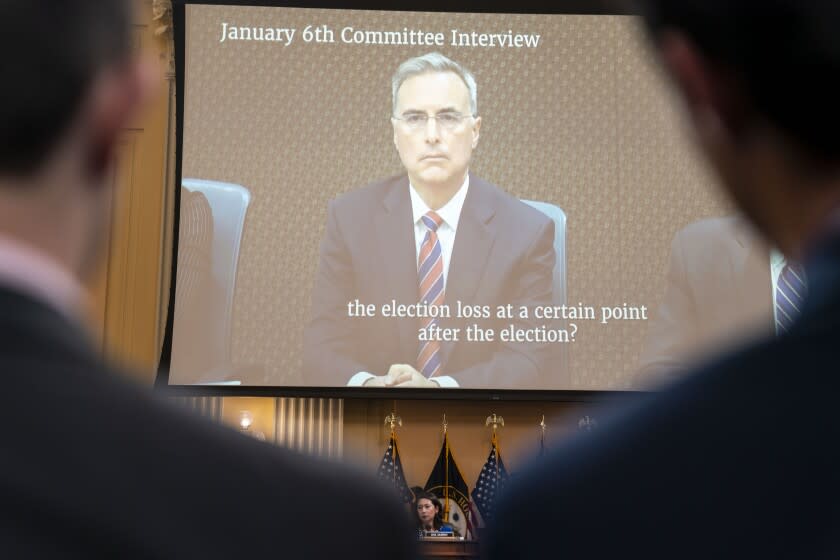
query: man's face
392 71 481 188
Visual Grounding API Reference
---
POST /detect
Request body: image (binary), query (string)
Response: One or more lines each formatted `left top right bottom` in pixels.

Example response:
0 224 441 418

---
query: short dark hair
637 1 840 161
0 0 133 176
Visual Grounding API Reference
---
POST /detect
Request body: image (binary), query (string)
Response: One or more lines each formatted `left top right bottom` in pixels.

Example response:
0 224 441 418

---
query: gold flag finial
384 412 402 434
485 413 505 438
578 415 598 432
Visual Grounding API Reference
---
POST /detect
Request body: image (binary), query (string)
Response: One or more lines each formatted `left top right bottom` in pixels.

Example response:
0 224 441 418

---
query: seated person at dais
415 490 456 537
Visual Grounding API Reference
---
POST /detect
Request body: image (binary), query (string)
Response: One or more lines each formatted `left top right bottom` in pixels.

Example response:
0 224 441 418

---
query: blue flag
424 433 471 537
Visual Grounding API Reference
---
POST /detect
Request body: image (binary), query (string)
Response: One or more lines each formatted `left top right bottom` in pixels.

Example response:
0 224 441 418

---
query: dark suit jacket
303 173 557 389
0 287 415 558
637 216 774 384
484 232 840 558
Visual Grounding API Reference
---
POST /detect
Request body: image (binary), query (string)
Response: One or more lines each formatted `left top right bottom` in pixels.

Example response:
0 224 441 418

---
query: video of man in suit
168 3 749 391
635 214 799 388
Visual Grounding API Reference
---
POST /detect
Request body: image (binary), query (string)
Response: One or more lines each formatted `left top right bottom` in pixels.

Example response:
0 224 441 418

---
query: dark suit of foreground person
486 1 840 557
0 2 414 558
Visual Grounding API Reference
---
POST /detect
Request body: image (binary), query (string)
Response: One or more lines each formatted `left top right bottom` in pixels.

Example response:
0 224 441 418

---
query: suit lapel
375 177 421 361
732 220 774 330
440 175 498 368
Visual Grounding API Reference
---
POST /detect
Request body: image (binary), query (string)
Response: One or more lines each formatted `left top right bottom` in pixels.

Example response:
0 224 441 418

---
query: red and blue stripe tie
775 262 807 335
417 211 444 378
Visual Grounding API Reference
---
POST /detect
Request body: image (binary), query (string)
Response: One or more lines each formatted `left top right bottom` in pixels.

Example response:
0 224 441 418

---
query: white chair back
182 178 251 357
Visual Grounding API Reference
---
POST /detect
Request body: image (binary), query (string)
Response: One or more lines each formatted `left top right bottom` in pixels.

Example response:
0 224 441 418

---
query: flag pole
538 414 547 458
443 413 449 521
384 412 402 487
540 414 546 445
485 414 504 481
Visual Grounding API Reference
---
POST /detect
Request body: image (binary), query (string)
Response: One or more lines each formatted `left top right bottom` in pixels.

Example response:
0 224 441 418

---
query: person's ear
85 55 160 181
471 115 481 149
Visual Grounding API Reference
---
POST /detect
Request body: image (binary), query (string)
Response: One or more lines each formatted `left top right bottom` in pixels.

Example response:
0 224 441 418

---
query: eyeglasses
392 112 474 132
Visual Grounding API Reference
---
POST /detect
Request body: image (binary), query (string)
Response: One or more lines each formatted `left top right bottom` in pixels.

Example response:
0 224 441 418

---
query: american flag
377 433 414 505
470 438 508 530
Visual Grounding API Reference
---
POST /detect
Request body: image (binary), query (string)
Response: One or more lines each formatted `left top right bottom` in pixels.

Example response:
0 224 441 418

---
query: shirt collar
770 247 786 271
0 235 86 320
409 174 470 231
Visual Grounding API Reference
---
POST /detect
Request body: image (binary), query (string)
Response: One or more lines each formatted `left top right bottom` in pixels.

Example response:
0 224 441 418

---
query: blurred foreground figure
0 2 413 558
486 2 840 558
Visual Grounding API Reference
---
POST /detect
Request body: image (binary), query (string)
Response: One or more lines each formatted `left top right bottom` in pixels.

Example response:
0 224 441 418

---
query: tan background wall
343 398 603 486
221 396 277 439
177 6 730 390
217 395 611 487
86 0 175 381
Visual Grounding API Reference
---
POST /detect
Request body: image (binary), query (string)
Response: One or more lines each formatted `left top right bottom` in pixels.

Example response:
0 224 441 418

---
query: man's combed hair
0 0 133 176
638 0 840 161
392 52 478 116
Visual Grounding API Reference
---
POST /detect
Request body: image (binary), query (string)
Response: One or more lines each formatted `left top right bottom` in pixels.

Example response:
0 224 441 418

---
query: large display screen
166 1 772 393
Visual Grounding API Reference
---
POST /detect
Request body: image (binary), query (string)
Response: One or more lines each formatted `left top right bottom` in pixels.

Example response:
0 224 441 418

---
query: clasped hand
363 364 439 388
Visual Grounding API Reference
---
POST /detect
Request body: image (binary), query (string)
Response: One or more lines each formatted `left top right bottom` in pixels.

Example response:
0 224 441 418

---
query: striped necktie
417 211 444 378
775 262 807 335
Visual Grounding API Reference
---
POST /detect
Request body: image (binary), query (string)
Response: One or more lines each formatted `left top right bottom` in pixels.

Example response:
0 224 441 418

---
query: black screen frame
157 0 645 403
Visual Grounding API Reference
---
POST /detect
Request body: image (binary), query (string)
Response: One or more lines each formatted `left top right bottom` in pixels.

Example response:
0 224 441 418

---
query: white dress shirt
347 175 470 388
770 249 786 329
770 248 809 332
